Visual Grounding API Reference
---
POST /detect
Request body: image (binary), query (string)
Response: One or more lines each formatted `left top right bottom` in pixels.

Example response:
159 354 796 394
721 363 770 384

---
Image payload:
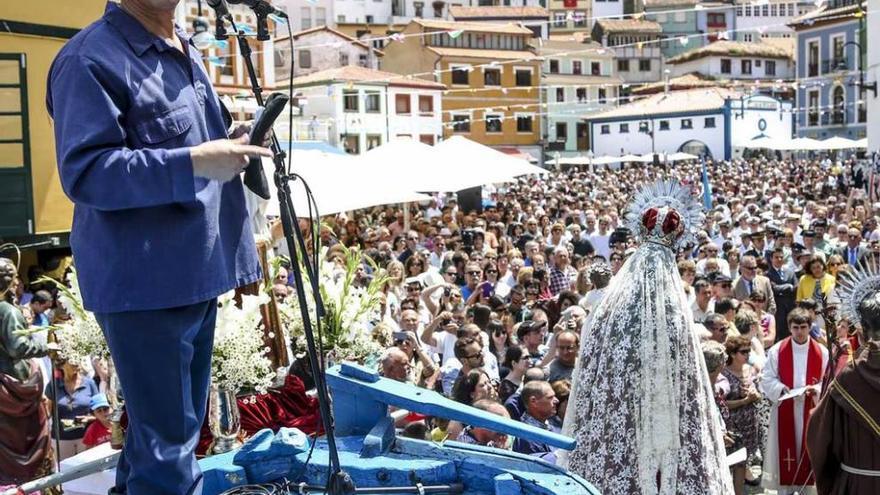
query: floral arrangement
31 264 274 395
37 268 109 368
277 243 389 366
211 290 275 394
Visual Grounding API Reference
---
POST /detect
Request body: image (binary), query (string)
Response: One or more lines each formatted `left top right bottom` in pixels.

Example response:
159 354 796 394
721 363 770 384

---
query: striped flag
701 158 712 210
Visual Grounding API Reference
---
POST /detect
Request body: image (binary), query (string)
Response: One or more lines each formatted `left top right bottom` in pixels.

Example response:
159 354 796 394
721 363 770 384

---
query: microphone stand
224 15 353 495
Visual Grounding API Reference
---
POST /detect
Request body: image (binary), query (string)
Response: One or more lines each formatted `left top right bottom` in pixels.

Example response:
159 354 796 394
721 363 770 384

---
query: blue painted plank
199 451 248 494
328 363 576 451
361 416 395 458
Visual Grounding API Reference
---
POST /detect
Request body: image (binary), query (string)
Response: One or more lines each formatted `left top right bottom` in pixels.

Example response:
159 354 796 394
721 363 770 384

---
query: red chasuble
778 337 823 486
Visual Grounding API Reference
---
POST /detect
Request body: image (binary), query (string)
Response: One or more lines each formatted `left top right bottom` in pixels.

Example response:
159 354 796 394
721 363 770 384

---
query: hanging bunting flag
448 30 463 39
679 36 689 46
269 14 287 24
206 56 225 66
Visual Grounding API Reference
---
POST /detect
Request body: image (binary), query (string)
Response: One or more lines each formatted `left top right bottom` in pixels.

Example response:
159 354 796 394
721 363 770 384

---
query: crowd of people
2 153 873 493
284 155 869 494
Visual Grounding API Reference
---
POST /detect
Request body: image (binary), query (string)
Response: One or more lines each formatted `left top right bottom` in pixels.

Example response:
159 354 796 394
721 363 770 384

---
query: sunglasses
445 271 457 276
467 271 481 276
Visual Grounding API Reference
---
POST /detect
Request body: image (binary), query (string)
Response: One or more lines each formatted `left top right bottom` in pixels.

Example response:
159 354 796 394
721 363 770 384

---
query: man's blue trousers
95 299 217 495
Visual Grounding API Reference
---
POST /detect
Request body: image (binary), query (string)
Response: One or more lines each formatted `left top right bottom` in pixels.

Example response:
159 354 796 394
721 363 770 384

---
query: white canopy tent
555 155 624 166
666 152 699 161
434 136 547 181
262 151 431 217
619 154 643 162
785 137 823 151
592 155 625 165
633 153 658 163
856 138 868 149
816 136 860 150
363 137 546 193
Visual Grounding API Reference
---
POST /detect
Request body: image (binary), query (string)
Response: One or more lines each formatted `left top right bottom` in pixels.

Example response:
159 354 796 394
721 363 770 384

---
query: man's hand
190 135 271 182
229 121 274 147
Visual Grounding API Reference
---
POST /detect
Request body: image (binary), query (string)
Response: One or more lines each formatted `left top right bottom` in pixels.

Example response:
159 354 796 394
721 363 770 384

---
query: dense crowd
3 154 871 493
278 155 868 494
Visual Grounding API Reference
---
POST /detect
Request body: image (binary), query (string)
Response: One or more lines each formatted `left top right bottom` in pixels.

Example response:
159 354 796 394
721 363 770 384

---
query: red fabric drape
777 338 822 486
196 374 322 456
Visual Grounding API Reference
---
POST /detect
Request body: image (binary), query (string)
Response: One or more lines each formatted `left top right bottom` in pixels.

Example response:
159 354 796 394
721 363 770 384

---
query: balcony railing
822 58 848 73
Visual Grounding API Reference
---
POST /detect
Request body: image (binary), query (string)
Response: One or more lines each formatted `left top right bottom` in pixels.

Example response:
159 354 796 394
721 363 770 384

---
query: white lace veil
559 181 733 494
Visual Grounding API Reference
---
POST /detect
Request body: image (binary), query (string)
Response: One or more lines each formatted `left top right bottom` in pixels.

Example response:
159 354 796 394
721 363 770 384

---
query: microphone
243 92 290 200
228 0 288 18
204 0 230 39
205 0 230 16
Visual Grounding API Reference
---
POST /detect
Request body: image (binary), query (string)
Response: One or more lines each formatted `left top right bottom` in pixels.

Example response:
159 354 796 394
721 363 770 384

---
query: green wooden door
0 53 34 237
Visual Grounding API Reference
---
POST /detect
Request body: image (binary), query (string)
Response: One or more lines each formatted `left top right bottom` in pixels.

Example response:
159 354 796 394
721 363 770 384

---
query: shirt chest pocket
134 106 194 146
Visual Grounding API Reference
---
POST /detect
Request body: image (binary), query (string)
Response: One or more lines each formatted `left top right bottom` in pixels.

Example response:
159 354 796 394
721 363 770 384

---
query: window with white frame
451 65 470 85
514 68 532 86
301 7 311 30
556 87 564 102
316 7 326 26
485 113 503 133
516 114 533 132
343 90 359 112
419 95 434 115
365 92 381 113
807 90 819 126
451 113 471 132
484 68 501 86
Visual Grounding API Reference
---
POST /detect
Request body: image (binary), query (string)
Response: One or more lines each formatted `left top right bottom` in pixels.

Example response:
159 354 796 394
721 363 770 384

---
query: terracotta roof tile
412 18 534 35
587 87 737 120
449 6 550 18
667 41 793 64
426 47 539 60
593 18 662 33
290 66 445 89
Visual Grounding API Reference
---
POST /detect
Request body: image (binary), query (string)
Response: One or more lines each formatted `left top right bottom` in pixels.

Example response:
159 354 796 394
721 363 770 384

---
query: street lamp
840 40 878 97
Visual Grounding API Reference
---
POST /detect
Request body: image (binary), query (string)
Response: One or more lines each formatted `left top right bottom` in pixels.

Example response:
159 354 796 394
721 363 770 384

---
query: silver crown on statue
836 261 880 328
625 180 704 249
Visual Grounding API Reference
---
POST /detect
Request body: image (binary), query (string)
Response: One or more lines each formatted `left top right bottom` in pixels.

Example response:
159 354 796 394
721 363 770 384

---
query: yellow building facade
0 0 105 248
382 20 542 157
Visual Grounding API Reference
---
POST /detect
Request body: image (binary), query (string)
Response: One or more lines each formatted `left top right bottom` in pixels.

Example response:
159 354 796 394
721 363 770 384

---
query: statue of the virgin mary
561 181 733 494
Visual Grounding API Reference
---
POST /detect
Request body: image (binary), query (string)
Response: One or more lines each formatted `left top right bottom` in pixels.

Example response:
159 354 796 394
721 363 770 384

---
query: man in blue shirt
512 380 560 463
47 1 271 493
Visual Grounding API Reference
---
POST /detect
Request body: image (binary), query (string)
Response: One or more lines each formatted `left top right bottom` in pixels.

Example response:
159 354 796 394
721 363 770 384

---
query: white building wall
591 112 727 158
869 0 880 155
735 0 802 40
276 0 334 32
288 30 379 79
669 56 794 80
386 87 444 143
294 83 390 153
592 0 625 24
729 97 793 152
333 0 393 25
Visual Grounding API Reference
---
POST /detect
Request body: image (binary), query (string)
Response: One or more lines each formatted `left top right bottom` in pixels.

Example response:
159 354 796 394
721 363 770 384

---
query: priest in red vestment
761 308 829 495
807 275 880 495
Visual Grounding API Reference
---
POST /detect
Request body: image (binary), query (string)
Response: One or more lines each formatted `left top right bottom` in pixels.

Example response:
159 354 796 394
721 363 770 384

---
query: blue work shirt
45 376 100 440
47 3 260 313
512 412 559 463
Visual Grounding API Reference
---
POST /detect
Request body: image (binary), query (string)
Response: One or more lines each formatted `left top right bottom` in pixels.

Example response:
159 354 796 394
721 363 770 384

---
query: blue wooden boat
199 362 600 495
